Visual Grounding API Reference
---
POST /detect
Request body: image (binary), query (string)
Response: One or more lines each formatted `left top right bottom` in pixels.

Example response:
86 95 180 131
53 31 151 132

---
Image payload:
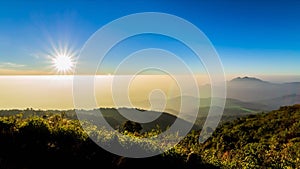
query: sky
0 0 300 110
0 0 299 79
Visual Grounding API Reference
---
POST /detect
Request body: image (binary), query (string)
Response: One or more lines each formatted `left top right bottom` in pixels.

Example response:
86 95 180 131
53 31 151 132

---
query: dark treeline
0 105 299 168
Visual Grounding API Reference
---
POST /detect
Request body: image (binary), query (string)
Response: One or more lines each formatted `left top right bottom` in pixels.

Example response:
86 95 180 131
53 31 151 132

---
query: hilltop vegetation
0 109 214 169
200 104 300 168
0 105 299 168
0 108 199 132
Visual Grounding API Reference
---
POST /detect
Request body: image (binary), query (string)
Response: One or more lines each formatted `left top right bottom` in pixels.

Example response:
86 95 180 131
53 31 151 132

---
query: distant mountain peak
230 76 266 83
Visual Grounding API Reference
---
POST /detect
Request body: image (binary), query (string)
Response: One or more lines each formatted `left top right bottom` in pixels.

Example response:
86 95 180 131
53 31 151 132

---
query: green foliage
0 105 299 168
119 120 143 133
0 111 215 169
200 104 300 168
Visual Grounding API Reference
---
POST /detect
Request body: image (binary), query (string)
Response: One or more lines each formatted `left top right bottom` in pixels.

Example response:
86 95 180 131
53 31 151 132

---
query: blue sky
0 0 299 77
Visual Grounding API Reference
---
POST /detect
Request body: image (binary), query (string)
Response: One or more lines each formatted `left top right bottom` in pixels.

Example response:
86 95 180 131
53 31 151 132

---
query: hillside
200 104 300 168
166 96 269 111
164 96 270 128
83 108 200 132
0 108 199 132
0 109 214 169
258 94 300 110
0 105 299 168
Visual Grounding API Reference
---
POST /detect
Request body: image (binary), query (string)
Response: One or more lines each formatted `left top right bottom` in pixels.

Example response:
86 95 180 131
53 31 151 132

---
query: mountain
0 108 200 132
165 96 269 113
230 76 268 83
201 104 300 168
0 109 217 169
76 108 200 132
150 96 271 128
258 94 300 110
226 76 300 102
133 95 273 128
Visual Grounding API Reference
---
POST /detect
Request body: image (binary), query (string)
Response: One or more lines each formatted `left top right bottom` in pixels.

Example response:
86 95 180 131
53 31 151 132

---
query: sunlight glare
53 55 73 73
48 43 77 75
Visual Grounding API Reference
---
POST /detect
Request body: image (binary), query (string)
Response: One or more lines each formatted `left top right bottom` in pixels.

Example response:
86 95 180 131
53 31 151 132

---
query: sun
48 44 77 74
51 54 75 74
52 55 74 73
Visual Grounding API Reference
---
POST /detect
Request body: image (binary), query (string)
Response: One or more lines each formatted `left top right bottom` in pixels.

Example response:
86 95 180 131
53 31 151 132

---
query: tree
119 120 142 133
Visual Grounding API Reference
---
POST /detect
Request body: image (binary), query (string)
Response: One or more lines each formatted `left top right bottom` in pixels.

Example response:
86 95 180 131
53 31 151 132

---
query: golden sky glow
0 75 211 110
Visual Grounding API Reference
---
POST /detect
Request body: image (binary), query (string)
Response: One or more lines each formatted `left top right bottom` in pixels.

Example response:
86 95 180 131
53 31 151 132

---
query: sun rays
48 43 77 75
52 54 74 73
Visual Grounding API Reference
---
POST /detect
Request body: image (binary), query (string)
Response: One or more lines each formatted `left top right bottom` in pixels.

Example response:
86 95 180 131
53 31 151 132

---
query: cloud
0 62 26 68
0 62 46 75
0 68 51 75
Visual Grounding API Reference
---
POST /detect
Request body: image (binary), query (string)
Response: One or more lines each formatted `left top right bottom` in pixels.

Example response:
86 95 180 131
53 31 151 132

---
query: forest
0 105 299 168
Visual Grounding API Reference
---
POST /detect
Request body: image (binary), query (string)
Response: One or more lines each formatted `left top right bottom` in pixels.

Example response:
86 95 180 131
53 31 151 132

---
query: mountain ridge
225 76 300 101
230 76 268 83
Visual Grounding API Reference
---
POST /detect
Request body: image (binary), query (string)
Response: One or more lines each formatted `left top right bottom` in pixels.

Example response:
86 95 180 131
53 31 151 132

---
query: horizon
0 74 299 110
1 74 300 83
0 1 299 110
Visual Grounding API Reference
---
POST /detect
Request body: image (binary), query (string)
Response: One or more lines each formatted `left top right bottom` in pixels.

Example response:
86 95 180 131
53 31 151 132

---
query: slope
200 104 300 168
